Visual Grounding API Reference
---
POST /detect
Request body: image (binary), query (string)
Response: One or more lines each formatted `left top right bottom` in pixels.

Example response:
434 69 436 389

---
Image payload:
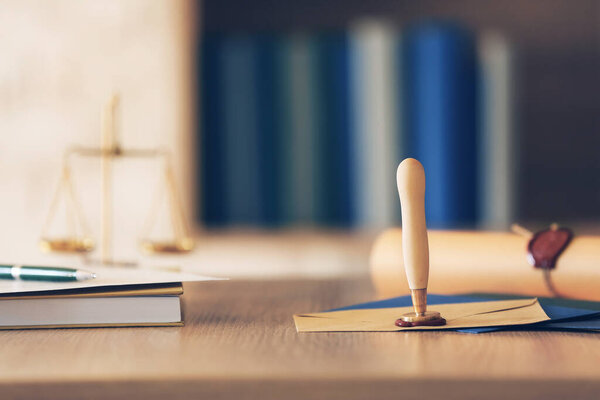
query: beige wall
0 0 196 263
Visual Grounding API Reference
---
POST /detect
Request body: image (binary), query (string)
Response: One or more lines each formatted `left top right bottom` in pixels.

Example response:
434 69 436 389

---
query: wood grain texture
1 279 599 399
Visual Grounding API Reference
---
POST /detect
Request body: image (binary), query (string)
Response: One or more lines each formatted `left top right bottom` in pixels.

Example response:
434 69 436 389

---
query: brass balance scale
39 95 194 264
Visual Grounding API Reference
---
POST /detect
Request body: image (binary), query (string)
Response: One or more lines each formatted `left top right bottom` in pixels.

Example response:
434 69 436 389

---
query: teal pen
0 265 96 282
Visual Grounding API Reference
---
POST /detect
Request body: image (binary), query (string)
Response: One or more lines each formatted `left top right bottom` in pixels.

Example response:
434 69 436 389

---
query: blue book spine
255 35 285 227
403 22 479 228
314 33 354 227
199 33 227 227
221 35 262 226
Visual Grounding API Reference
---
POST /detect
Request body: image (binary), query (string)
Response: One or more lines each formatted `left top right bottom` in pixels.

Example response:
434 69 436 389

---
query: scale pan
39 237 95 253
140 238 195 254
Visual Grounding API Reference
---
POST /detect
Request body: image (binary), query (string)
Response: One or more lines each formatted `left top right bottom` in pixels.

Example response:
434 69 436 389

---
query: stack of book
198 20 514 230
0 266 220 329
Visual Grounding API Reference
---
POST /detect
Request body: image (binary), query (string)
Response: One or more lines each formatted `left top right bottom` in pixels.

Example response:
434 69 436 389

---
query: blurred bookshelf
195 0 600 234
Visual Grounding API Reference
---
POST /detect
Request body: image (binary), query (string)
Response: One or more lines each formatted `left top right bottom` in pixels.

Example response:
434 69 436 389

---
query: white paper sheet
0 265 225 294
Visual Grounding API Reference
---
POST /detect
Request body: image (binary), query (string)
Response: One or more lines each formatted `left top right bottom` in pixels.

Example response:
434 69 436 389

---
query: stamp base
395 311 447 327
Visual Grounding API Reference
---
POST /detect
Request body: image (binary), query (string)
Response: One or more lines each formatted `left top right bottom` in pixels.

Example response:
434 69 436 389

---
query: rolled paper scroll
370 229 600 301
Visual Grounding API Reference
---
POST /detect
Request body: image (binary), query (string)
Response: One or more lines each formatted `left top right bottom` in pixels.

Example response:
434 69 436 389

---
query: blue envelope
328 294 600 333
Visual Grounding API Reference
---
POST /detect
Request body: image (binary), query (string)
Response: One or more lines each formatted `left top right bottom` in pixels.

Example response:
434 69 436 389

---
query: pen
0 265 96 282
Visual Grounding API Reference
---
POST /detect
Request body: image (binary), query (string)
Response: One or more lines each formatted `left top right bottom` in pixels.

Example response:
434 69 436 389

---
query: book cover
478 32 516 229
403 21 479 228
280 33 320 226
199 33 227 227
0 282 184 300
221 35 262 226
314 32 354 227
256 34 285 227
350 20 402 229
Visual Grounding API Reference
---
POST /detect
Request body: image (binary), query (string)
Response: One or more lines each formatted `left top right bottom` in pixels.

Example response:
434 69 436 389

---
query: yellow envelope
294 298 549 332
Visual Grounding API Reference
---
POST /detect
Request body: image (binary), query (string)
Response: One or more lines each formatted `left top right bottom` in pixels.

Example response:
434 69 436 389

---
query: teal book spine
256 35 285 227
314 32 354 227
281 34 320 227
221 35 262 226
199 33 227 227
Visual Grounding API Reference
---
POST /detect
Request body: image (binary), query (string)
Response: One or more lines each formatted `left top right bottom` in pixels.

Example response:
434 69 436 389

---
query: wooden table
2 279 599 399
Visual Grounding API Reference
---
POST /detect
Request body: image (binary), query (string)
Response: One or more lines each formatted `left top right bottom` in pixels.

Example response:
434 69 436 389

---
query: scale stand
40 94 194 265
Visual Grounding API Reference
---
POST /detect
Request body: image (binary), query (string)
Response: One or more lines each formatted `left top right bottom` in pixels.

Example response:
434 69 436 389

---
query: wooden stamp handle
397 159 429 314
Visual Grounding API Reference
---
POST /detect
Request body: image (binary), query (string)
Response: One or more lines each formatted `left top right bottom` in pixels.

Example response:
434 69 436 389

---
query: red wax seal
527 227 573 270
395 318 447 327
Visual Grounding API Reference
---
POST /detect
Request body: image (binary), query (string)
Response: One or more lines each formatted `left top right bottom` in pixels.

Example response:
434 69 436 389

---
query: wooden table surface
2 279 600 400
